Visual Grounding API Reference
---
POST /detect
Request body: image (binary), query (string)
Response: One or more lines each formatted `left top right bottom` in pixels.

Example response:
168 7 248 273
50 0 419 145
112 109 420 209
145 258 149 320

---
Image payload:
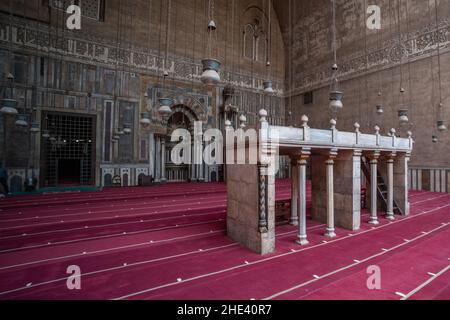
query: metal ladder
361 159 403 216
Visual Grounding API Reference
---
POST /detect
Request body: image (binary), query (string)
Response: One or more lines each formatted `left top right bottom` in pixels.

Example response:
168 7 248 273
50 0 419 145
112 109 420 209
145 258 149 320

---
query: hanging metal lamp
15 114 28 127
329 86 344 113
140 112 151 126
432 135 438 143
329 91 344 111
0 98 18 115
398 109 409 124
263 80 274 94
123 123 132 134
437 120 447 132
376 92 384 115
437 103 447 131
1 72 18 114
376 105 384 115
30 122 40 133
201 1 221 87
207 20 216 31
201 58 221 86
329 66 343 113
158 97 173 120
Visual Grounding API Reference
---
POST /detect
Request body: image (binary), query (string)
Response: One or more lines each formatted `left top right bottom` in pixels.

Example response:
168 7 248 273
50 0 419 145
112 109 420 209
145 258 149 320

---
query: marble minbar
226 110 414 255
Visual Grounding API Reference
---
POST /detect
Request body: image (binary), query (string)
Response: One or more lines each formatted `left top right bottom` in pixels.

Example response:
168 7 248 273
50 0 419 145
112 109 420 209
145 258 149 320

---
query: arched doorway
165 105 199 182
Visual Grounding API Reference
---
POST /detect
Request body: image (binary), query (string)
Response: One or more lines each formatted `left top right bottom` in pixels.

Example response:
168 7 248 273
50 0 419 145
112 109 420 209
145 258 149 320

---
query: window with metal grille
42 112 96 187
304 91 314 105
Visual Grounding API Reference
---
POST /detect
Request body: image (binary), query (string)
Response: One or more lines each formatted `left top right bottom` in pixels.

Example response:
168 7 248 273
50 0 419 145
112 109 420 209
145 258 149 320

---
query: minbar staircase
361 159 403 216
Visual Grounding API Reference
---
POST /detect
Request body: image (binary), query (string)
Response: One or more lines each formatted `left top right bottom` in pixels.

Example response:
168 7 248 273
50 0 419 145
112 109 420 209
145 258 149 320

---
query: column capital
367 150 381 161
353 149 363 157
386 152 397 161
327 148 338 162
296 148 311 162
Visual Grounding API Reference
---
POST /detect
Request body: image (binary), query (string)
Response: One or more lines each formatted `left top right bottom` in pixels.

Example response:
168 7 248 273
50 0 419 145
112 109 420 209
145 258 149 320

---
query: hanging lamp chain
267 0 272 75
330 0 338 92
434 0 443 106
163 0 172 90
332 0 337 66
207 0 216 57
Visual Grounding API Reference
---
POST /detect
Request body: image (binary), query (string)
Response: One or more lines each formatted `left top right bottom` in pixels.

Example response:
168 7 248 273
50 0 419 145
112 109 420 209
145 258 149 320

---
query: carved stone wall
0 0 286 189
275 0 450 168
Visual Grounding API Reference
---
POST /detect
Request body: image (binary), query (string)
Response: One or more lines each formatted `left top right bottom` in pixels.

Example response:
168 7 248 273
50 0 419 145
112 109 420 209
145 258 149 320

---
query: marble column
155 136 161 183
198 140 204 182
325 157 337 238
198 163 204 182
148 133 155 179
161 138 167 183
296 157 309 245
369 153 380 225
290 159 299 226
386 154 396 221
190 142 196 181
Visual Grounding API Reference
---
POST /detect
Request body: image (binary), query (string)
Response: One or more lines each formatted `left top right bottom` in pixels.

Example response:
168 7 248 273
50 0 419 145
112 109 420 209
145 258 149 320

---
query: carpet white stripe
0 210 227 241
263 224 448 300
0 224 327 294
0 219 225 254
113 204 450 300
401 265 450 300
0 223 326 271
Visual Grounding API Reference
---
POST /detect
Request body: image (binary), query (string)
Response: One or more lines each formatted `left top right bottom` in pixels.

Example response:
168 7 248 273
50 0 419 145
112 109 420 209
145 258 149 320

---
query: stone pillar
325 156 337 238
394 152 411 216
190 142 196 181
386 154 396 221
290 159 299 226
226 161 275 255
331 149 362 231
155 135 161 182
311 155 327 224
369 152 381 225
161 137 166 182
198 162 204 182
226 110 277 255
148 133 155 179
198 137 204 182
296 153 310 245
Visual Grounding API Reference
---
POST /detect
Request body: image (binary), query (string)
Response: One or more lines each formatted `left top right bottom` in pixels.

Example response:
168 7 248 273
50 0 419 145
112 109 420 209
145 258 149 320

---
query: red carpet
0 181 448 300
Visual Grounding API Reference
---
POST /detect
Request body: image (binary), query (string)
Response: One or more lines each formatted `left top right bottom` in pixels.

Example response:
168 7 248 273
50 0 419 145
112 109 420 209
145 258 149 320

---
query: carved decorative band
258 164 269 234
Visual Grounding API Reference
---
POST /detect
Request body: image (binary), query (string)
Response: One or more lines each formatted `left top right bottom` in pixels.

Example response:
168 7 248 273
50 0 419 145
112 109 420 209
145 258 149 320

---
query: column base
324 228 337 238
386 213 395 221
289 218 299 226
296 236 309 246
368 217 380 225
160 178 167 184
